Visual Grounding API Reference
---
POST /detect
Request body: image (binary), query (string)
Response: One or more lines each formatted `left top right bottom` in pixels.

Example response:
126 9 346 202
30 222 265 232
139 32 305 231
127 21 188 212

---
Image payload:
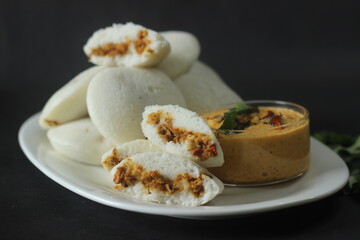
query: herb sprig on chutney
219 104 259 130
217 104 285 132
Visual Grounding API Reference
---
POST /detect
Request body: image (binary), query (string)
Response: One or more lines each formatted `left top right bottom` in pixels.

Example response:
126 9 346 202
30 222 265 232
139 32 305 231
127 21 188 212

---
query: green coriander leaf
347 136 360 155
313 131 355 146
346 167 360 195
313 131 360 195
219 108 239 130
219 104 258 130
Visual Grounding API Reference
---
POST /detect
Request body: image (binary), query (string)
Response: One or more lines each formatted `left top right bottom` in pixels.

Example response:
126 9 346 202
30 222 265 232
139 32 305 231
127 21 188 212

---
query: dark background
1 0 360 239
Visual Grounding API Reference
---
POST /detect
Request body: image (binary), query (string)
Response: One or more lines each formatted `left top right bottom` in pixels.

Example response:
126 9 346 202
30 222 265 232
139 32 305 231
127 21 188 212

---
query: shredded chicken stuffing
134 30 152 54
103 148 125 169
113 159 206 198
44 119 59 126
113 159 143 187
147 111 217 161
89 30 153 57
90 41 131 57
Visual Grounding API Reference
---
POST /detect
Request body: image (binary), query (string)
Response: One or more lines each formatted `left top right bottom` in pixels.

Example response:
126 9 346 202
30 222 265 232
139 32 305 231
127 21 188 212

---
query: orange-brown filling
90 41 130 57
103 148 124 169
44 119 59 127
147 111 217 161
89 30 153 57
113 159 205 198
134 30 153 54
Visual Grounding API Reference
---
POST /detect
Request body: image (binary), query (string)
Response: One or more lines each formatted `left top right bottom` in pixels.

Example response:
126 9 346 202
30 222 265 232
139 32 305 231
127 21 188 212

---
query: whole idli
47 118 115 165
87 67 186 145
39 66 106 129
157 31 200 79
174 61 243 114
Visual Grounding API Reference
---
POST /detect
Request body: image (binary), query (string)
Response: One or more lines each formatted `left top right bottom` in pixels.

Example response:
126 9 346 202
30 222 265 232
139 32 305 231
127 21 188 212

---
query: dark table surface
1 0 360 239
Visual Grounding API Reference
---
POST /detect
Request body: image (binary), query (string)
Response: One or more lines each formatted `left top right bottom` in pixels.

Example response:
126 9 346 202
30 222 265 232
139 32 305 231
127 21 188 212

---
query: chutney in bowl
202 100 310 186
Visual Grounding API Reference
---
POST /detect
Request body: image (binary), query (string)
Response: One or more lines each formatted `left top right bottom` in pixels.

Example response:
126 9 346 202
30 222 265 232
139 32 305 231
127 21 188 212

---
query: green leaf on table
347 137 360 155
348 169 360 192
313 131 355 146
313 131 360 195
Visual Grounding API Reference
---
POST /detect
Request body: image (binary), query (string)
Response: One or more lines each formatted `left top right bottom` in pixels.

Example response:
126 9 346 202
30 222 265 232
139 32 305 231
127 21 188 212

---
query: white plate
19 113 349 219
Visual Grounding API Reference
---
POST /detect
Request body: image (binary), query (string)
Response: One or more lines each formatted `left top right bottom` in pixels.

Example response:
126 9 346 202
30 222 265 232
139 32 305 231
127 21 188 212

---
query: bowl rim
211 99 309 133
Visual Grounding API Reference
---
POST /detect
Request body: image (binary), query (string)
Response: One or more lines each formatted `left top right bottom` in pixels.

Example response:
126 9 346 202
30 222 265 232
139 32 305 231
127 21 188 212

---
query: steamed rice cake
87 67 186 145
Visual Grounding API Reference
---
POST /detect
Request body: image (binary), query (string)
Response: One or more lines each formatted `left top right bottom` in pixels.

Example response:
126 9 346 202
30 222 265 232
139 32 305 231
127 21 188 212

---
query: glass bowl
202 100 310 186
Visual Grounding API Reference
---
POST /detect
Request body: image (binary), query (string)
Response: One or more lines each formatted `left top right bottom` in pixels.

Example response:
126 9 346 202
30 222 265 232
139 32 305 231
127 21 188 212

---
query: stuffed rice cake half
110 151 224 206
102 139 161 172
83 22 170 67
141 105 224 168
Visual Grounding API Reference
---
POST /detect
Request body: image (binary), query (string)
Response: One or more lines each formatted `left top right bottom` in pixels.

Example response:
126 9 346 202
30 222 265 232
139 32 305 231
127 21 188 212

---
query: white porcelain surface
19 113 349 219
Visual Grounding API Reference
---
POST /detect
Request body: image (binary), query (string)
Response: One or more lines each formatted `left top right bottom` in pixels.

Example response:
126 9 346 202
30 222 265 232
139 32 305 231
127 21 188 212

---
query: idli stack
38 21 245 206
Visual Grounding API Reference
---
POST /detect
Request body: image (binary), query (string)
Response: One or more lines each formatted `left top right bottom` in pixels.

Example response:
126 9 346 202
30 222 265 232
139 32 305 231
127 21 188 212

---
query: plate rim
18 113 350 218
